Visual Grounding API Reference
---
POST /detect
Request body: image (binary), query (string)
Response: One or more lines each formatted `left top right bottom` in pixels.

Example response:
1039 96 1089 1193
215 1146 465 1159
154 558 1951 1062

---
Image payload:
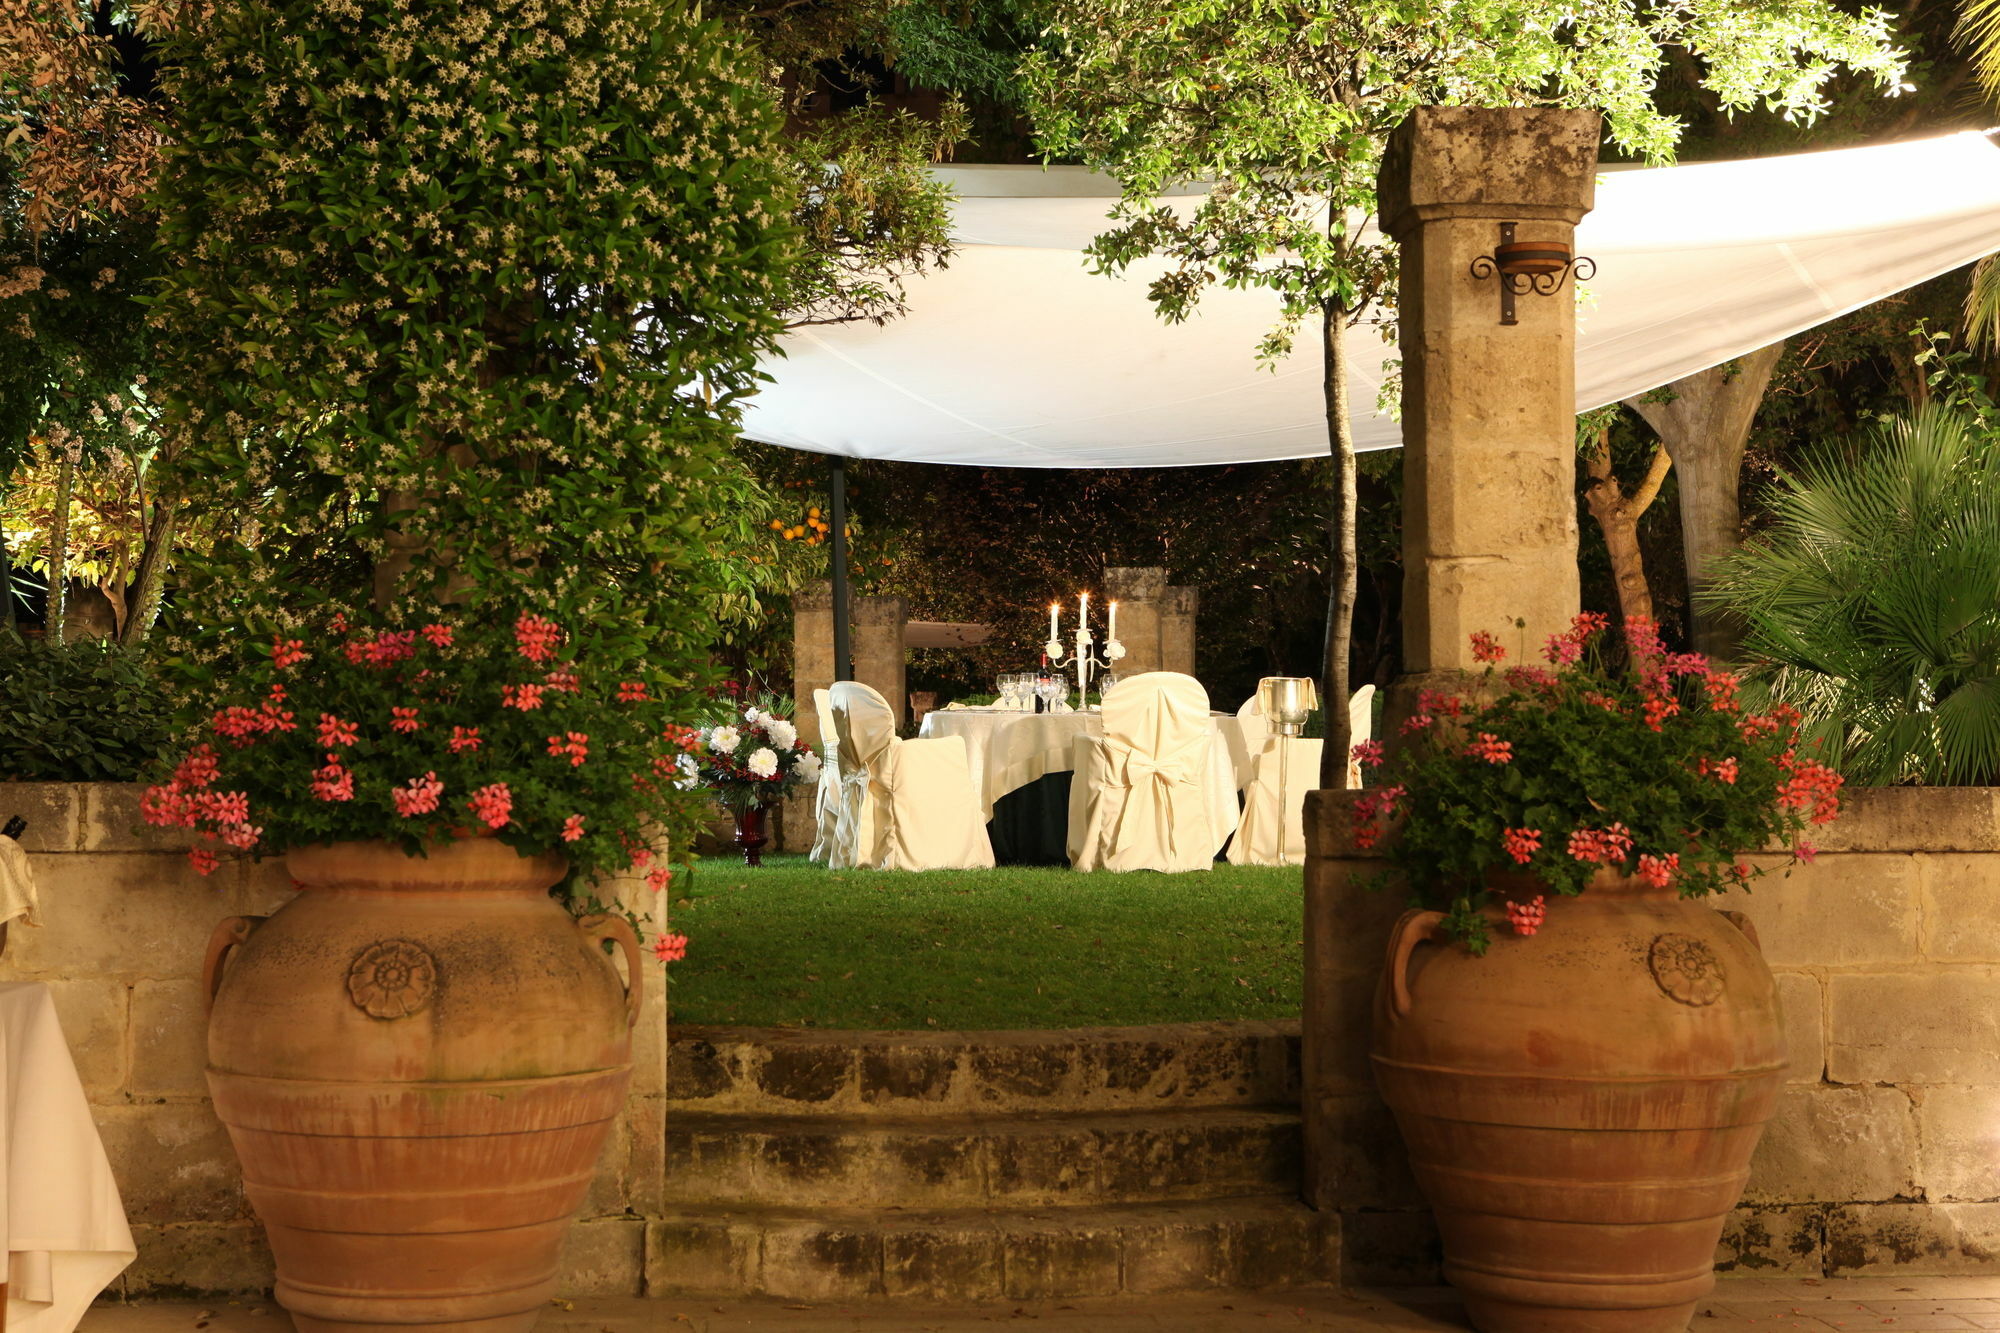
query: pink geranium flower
448 726 482 754
390 706 422 734
1501 827 1541 865
392 772 444 818
652 932 688 963
317 713 359 748
467 782 513 829
1465 733 1513 765
514 614 562 664
1350 739 1385 768
1470 631 1506 664
272 636 309 669
561 814 587 843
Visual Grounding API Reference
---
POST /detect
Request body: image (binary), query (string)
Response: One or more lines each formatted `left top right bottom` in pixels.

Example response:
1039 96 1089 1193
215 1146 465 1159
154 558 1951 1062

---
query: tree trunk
47 453 73 643
1318 302 1357 789
1580 427 1671 628
121 503 176 646
1621 342 1784 659
0 480 13 633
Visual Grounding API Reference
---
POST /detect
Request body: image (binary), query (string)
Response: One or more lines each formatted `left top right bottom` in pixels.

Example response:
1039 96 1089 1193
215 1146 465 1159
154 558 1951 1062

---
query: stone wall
0 782 666 1300
1302 786 2000 1282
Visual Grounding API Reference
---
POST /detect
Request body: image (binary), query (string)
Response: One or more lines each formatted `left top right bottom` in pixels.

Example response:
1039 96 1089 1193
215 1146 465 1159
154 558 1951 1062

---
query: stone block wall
0 782 666 1300
1303 786 2000 1282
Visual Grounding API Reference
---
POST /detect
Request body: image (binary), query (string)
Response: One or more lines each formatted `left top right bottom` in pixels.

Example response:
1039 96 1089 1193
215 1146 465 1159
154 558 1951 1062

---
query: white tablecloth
2 982 134 1333
920 709 1243 853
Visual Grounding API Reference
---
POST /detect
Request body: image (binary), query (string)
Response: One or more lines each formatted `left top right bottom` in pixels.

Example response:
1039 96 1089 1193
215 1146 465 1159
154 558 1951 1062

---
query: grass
666 854 1305 1030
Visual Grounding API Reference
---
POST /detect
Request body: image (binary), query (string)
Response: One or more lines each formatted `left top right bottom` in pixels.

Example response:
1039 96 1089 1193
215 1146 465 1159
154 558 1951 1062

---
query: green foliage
780 101 968 328
0 632 173 781
1022 0 1907 360
146 0 798 875
668 854 1302 1028
1363 619 1837 952
1704 400 2000 786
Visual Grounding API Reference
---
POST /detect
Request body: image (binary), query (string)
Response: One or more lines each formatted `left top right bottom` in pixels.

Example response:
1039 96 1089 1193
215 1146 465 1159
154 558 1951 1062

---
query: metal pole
829 455 852 682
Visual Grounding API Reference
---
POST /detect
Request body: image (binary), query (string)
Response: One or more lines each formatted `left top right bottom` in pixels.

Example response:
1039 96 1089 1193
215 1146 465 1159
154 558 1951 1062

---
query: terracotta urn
201 838 641 1333
1372 872 1784 1333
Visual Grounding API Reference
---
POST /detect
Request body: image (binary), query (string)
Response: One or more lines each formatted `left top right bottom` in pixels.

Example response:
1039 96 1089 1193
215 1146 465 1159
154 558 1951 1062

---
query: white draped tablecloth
2 982 135 1333
920 708 1243 854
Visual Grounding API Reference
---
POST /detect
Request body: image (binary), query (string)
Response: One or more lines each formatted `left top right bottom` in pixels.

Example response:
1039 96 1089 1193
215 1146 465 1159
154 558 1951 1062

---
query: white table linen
920 708 1240 856
2 982 135 1333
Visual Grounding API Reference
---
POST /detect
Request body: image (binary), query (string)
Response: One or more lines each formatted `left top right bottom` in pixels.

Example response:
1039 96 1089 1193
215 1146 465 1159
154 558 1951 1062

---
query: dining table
918 707 1251 865
2 981 136 1333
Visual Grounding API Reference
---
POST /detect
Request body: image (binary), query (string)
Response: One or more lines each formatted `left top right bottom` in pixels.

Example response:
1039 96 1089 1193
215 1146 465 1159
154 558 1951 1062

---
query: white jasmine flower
709 725 740 755
746 747 779 779
764 718 797 749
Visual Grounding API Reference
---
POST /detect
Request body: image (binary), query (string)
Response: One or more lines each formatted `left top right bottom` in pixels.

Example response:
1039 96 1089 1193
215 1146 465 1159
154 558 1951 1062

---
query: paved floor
79 1278 2000 1333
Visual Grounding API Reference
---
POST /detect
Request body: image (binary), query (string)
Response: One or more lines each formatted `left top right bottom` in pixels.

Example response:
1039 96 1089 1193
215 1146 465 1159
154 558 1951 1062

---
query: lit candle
1049 601 1060 641
1079 591 1088 628
1108 600 1118 642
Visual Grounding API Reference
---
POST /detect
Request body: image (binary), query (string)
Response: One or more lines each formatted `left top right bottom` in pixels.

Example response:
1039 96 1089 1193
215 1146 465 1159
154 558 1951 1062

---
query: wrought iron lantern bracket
1469 222 1596 326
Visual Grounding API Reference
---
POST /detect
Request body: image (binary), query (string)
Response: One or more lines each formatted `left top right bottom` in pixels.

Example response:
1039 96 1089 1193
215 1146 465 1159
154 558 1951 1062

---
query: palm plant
1701 405 2000 785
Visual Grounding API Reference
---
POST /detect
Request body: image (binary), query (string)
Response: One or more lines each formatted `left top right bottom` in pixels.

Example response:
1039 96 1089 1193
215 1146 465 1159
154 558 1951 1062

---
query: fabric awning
740 131 2000 468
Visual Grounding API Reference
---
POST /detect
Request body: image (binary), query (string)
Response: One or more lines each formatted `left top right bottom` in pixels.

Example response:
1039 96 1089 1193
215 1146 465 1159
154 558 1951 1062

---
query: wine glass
1036 675 1066 714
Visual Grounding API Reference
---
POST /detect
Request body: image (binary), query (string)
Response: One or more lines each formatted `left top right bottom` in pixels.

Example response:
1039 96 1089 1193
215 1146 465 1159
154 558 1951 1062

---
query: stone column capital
1376 107 1602 241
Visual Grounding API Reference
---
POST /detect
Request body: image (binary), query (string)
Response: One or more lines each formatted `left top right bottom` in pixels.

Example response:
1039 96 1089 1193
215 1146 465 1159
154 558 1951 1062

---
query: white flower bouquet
687 700 819 812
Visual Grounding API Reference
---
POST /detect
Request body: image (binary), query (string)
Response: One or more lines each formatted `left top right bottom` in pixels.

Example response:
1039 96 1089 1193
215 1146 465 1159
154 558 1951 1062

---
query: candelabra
1046 622 1125 709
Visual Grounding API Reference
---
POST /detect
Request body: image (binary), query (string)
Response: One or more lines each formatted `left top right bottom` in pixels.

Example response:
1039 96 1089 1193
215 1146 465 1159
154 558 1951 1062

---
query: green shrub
0 635 174 781
1703 404 2000 786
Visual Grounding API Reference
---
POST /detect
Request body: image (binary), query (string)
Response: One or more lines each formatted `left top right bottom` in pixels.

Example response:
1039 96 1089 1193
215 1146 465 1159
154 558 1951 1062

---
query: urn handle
201 915 266 1017
579 913 644 1029
1719 909 1764 953
1384 909 1447 1021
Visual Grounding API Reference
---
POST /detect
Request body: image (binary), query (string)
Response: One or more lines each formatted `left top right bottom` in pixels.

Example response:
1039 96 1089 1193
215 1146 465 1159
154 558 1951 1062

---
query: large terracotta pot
202 839 641 1333
1372 873 1783 1333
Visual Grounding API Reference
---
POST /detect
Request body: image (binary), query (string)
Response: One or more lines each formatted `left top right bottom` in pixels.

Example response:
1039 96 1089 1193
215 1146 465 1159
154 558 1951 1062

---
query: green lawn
666 855 1305 1030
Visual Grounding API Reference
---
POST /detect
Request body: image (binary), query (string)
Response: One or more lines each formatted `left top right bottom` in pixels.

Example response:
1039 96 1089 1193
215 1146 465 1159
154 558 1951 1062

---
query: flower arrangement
1353 613 1842 952
141 613 701 943
685 697 821 812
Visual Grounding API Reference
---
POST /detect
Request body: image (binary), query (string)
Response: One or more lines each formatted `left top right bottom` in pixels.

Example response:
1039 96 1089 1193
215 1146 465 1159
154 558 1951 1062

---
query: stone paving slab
78 1279 2000 1333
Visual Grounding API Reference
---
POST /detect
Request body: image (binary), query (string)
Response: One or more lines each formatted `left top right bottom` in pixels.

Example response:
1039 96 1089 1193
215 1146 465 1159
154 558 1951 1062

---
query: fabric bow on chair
1067 672 1217 873
808 688 843 864
826 681 993 872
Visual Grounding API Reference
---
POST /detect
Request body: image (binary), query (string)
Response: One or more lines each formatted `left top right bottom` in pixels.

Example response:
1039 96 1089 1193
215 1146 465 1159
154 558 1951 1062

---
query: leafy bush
0 634 174 781
1703 405 2000 786
145 0 798 886
1357 617 1838 952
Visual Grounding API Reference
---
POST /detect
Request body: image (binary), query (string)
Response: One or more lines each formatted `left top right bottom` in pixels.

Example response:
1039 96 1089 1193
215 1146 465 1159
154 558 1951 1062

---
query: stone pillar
853 593 909 726
1159 585 1198 677
1103 567 1166 676
1380 106 1599 715
792 584 836 752
1300 109 1600 1281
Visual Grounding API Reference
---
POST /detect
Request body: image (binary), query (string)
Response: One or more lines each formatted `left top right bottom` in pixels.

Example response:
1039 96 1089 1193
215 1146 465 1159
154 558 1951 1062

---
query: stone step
644 1195 1335 1301
667 1107 1302 1209
669 1021 1301 1117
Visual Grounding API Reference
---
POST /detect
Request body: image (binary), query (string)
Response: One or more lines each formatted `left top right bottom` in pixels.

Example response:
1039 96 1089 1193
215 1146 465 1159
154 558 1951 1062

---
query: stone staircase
653 1021 1332 1300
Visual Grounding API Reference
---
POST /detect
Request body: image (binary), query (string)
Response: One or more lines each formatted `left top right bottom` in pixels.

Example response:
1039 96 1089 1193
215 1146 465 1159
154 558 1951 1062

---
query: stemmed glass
1036 675 1067 714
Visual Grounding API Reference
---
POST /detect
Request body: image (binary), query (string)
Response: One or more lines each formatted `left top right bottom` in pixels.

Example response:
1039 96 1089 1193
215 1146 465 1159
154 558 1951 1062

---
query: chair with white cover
1067 672 1217 873
827 681 994 872
807 688 842 863
1227 684 1375 866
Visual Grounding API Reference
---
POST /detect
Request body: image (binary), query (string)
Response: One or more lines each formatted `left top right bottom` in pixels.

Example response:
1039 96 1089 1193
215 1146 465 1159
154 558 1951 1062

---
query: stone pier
1104 567 1198 678
1302 107 1600 1247
1379 106 1599 717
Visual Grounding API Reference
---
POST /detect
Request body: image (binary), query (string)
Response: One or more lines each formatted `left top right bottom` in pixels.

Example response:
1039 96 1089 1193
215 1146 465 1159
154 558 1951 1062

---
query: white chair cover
1066 672 1216 873
1227 684 1376 866
827 682 994 872
808 688 841 864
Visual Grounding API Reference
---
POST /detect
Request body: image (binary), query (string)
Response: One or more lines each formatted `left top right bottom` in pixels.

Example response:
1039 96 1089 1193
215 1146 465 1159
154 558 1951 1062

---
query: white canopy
741 131 2000 468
